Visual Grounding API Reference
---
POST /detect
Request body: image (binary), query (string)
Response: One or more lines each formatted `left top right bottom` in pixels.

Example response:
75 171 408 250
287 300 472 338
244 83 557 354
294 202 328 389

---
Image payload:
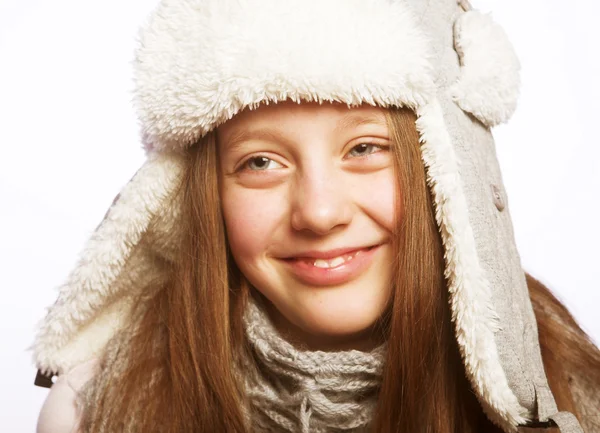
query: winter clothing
241 296 385 432
33 0 592 431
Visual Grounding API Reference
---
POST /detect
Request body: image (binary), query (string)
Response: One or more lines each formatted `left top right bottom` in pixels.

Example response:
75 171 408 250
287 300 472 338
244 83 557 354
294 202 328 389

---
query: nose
290 167 353 235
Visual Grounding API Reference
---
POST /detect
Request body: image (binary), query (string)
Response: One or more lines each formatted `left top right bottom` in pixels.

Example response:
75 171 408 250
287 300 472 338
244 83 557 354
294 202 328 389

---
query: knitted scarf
79 295 386 432
241 296 386 432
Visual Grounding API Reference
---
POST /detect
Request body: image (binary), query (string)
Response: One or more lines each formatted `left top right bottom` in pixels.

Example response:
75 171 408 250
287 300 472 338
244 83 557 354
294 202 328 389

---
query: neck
262 296 387 352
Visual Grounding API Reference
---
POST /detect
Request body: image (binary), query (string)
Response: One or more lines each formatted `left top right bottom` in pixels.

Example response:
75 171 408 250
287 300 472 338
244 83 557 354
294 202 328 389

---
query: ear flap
450 9 521 127
32 151 186 376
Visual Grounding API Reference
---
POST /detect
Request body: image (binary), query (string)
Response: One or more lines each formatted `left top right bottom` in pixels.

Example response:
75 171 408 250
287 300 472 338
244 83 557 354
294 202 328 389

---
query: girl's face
218 101 397 351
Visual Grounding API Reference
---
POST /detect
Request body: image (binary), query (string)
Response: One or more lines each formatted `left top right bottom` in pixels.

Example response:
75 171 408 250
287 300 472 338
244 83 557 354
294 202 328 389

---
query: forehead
217 101 388 138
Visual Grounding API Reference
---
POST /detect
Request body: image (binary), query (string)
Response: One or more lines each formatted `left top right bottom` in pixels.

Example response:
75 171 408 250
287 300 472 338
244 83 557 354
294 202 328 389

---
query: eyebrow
223 129 292 153
333 113 388 134
222 112 388 152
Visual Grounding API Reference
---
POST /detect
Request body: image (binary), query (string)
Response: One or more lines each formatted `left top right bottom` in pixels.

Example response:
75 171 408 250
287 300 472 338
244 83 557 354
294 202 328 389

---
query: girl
33 0 600 432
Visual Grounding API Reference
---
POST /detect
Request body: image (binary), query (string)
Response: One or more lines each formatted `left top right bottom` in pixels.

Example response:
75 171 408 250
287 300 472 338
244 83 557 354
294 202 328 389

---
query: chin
301 300 382 335
266 280 391 350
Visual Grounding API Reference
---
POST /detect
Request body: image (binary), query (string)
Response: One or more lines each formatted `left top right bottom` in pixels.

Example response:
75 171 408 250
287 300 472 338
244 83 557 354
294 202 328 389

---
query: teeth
312 252 358 268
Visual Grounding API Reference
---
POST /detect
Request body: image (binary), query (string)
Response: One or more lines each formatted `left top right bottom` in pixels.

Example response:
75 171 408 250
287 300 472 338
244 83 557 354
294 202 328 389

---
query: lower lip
280 245 382 287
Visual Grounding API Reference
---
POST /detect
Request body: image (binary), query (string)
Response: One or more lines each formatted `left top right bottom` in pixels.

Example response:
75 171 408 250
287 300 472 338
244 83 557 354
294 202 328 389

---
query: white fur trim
32 152 185 374
416 99 528 430
135 0 435 151
450 10 521 127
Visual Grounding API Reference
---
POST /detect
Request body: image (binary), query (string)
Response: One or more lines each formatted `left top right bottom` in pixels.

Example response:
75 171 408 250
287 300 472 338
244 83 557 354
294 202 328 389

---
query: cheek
221 184 286 262
354 169 398 231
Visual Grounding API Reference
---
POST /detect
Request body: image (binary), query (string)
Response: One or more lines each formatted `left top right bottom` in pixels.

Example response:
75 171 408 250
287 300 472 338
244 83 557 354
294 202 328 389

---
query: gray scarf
240 296 386 432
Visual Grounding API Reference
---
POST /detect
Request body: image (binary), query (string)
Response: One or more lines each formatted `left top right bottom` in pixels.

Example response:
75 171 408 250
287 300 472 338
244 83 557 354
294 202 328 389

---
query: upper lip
281 245 378 260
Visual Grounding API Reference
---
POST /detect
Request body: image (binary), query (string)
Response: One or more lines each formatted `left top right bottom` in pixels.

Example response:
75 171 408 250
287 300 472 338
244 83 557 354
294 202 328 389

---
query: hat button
491 184 505 211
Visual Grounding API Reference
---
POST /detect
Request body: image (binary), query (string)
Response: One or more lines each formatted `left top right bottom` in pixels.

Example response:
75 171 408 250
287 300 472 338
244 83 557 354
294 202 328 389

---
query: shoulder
37 358 99 433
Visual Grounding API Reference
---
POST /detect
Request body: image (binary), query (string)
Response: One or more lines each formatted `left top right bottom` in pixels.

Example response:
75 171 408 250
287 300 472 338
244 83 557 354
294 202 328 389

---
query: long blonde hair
80 107 599 433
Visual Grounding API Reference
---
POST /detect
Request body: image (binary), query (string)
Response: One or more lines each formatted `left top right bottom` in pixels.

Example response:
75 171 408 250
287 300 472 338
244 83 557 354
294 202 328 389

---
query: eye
346 143 387 158
241 156 284 171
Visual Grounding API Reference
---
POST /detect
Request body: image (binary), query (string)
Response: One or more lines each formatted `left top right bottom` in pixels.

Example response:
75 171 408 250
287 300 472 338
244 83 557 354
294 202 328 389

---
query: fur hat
32 0 584 432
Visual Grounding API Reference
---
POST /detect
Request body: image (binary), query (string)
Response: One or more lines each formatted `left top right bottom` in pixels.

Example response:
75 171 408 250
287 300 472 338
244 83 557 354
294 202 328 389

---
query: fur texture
32 152 185 374
134 0 435 151
416 100 527 430
450 10 521 127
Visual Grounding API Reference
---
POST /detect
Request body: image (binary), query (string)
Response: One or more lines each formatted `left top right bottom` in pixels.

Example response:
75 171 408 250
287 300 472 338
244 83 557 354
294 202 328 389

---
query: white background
0 0 598 430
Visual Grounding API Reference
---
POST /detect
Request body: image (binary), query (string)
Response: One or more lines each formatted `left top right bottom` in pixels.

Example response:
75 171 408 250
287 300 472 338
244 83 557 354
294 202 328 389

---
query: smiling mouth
279 244 383 286
285 246 377 269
